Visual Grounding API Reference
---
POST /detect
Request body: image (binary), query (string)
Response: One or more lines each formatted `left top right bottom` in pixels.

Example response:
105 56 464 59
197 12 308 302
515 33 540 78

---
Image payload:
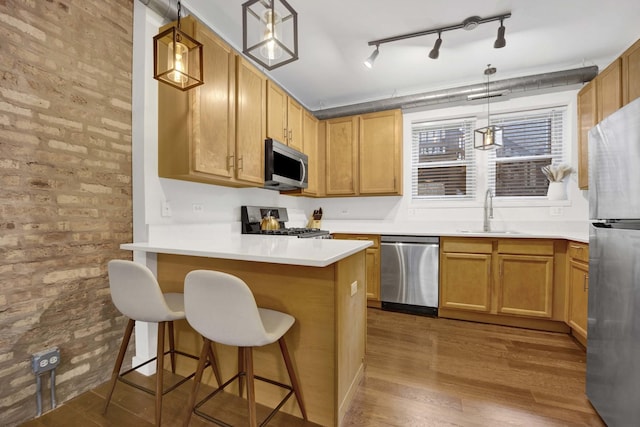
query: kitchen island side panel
156 252 366 426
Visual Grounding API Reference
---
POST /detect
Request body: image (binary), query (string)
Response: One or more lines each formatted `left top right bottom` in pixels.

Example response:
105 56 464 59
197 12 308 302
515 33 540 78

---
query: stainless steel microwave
264 138 308 191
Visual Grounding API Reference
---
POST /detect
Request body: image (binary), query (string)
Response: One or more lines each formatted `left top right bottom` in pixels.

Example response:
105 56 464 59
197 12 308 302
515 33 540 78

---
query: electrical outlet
350 281 358 296
550 206 563 216
32 347 61 375
192 203 204 213
161 201 172 217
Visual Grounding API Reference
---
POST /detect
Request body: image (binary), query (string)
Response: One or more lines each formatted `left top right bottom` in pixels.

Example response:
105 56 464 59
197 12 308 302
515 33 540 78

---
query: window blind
487 108 566 197
411 118 476 199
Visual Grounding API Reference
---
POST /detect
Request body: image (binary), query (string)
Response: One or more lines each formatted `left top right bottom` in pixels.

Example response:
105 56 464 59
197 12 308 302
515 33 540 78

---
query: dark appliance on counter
586 97 640 426
241 206 330 238
380 235 439 316
264 138 308 191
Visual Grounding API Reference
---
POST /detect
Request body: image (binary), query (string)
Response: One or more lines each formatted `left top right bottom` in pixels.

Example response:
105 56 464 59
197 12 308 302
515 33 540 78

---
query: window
488 108 566 197
411 118 476 199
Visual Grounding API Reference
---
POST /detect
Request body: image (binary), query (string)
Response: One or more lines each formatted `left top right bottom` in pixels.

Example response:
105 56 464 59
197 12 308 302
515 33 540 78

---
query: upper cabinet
359 110 402 195
266 81 304 152
622 38 640 105
324 109 403 197
302 110 322 196
235 57 267 185
158 17 244 186
577 38 640 189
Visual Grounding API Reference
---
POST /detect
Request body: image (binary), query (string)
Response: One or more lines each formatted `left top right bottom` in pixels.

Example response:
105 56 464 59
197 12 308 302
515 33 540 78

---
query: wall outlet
350 281 358 296
192 203 204 213
32 347 61 375
161 201 172 217
550 206 563 216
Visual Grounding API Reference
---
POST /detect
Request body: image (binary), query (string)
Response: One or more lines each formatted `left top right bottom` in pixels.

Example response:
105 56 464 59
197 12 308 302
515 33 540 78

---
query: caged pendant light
153 0 204 91
242 0 298 71
474 65 503 150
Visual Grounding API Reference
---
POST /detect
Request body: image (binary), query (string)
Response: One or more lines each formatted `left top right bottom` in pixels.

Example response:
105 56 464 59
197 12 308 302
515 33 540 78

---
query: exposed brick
0 0 134 423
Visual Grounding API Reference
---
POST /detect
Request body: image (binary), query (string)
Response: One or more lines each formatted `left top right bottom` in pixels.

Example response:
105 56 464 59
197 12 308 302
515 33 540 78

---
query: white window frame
487 107 567 199
411 117 476 200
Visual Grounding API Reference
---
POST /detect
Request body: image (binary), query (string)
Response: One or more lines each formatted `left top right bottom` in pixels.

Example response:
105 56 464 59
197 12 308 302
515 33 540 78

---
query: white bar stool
183 270 307 427
104 260 222 426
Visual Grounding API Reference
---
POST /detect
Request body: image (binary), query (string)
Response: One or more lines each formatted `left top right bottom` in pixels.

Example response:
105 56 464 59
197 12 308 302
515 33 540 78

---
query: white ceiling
182 0 640 111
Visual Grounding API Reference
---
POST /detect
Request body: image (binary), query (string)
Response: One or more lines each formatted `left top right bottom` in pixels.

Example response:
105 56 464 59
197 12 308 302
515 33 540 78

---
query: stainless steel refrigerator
587 97 640 426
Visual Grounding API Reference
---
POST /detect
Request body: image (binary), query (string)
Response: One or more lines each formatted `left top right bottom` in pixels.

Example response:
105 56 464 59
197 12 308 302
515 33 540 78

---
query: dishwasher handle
381 235 439 245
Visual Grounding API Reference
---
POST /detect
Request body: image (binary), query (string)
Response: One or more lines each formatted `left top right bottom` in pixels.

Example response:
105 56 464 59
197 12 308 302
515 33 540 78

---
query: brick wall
0 0 134 425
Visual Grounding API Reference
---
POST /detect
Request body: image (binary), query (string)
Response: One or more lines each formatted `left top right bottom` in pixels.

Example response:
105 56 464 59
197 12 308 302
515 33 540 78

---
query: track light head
429 33 442 59
364 45 379 68
494 19 506 48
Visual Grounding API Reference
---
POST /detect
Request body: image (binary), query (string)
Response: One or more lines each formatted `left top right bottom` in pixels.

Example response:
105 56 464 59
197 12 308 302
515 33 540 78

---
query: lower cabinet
332 234 380 307
440 237 564 331
567 242 589 346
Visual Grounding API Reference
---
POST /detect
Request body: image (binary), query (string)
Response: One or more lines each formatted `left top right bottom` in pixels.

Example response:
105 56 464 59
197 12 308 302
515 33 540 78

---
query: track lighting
364 13 511 64
364 45 379 68
494 18 506 48
428 32 442 59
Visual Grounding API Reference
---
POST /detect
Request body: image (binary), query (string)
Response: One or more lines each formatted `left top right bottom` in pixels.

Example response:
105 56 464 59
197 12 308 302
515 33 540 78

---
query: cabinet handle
284 128 288 141
237 156 243 170
584 273 589 291
228 154 235 170
289 130 292 142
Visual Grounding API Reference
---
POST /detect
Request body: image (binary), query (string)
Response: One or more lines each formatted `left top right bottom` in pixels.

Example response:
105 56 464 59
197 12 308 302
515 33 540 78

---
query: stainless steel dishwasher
380 235 439 316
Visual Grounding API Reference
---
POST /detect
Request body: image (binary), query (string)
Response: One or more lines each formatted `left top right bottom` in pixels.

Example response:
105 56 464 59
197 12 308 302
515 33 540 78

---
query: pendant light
153 0 204 91
243 0 298 71
474 65 503 150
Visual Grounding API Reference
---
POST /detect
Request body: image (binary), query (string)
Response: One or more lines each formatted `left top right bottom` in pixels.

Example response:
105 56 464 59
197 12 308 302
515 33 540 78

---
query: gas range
241 206 331 239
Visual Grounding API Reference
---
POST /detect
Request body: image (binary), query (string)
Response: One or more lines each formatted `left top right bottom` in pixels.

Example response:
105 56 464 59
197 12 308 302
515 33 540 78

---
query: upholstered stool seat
104 260 222 426
183 270 307 427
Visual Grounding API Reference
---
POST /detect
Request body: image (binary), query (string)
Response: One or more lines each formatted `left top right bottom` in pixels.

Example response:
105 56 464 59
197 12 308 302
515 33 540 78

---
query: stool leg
168 321 176 374
279 337 307 420
103 318 135 414
205 340 222 387
184 339 211 427
237 347 245 398
245 347 257 427
156 322 166 427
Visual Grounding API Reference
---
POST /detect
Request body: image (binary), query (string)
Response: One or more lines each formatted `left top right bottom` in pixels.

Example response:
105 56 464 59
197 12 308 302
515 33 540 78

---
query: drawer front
441 237 492 254
497 239 554 256
332 233 380 249
568 242 589 262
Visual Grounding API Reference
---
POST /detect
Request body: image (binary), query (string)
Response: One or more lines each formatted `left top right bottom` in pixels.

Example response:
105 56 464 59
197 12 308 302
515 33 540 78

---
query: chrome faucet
483 189 494 232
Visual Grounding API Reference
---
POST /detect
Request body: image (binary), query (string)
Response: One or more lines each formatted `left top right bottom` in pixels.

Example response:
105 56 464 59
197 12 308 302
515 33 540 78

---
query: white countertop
323 220 589 243
121 234 372 268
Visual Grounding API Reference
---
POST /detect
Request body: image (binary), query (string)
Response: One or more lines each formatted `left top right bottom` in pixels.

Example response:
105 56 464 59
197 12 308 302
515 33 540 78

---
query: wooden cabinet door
191 22 236 178
287 97 304 152
302 110 320 196
440 252 492 312
266 81 287 143
622 38 640 105
496 254 553 318
597 58 622 121
577 81 596 189
236 57 266 185
568 259 589 339
325 116 358 195
365 248 380 302
359 110 402 195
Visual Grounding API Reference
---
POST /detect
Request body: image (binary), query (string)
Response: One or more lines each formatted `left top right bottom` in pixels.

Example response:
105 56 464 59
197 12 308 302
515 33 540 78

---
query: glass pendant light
153 0 204 91
474 65 503 150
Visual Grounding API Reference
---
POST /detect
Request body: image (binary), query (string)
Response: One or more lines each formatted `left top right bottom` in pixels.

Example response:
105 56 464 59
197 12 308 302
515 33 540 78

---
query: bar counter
122 235 371 426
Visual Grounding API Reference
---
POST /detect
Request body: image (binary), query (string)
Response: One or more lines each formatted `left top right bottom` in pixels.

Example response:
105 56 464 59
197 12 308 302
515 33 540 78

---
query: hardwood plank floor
21 309 604 426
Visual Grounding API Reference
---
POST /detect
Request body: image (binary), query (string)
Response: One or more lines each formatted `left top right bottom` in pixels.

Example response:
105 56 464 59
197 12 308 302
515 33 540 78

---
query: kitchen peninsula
121 234 371 427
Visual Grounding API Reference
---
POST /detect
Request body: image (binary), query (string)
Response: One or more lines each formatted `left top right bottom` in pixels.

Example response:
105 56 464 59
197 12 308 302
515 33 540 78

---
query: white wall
133 6 589 236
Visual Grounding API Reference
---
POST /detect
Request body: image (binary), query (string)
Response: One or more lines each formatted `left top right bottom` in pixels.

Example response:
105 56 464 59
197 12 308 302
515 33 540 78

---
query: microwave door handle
300 158 306 185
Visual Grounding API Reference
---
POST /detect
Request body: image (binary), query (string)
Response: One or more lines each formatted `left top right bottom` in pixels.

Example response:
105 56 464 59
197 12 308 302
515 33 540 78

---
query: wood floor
21 308 604 427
